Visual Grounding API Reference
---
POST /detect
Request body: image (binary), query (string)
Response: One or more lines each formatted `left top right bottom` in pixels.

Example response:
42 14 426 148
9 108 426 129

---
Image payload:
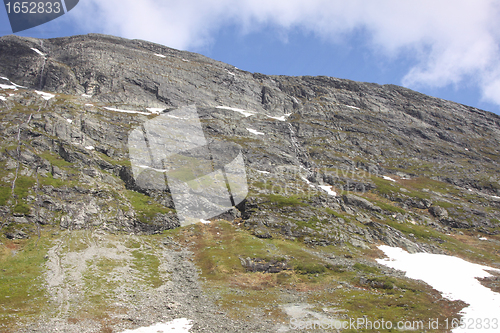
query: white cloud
75 0 500 105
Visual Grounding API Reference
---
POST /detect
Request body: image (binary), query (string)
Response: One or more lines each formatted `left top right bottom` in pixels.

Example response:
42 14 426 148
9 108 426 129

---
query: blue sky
1 0 500 115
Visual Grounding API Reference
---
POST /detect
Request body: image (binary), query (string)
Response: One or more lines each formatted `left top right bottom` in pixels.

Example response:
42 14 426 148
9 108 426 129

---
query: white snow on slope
267 113 291 121
0 84 18 90
216 106 255 117
103 107 150 115
30 47 46 57
137 165 168 173
376 246 500 333
120 318 193 333
319 185 337 197
81 94 92 98
155 54 166 58
0 76 8 80
85 146 95 150
301 176 311 184
167 114 190 120
146 107 164 114
200 219 211 224
66 119 73 124
35 91 55 100
247 128 264 135
0 96 6 101
383 175 396 182
85 104 93 107
256 170 270 174
344 105 360 110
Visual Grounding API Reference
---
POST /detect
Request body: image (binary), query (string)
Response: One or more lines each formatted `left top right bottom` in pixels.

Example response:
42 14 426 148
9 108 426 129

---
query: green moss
267 194 306 208
96 151 131 167
353 262 380 274
13 202 31 215
294 263 327 274
325 207 349 219
372 201 406 214
434 201 455 209
14 176 35 199
371 177 399 195
39 173 61 187
0 233 52 330
131 250 164 288
0 185 11 205
39 152 73 168
384 220 435 239
124 190 173 223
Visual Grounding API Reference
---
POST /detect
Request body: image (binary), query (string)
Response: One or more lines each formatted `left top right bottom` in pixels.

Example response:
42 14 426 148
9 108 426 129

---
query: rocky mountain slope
0 33 499 332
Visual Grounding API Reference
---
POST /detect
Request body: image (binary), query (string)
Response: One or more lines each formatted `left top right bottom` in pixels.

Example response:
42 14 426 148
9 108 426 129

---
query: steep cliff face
0 34 499 332
1 33 499 238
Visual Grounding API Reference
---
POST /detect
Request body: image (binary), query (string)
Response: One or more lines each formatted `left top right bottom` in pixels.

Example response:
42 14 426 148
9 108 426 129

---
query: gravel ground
15 231 286 333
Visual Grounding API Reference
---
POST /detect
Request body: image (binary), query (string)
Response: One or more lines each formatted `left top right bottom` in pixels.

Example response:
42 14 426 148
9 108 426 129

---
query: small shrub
326 264 346 273
353 263 379 274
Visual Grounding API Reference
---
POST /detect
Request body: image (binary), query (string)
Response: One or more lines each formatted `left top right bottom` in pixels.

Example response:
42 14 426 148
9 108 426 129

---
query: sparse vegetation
124 190 173 223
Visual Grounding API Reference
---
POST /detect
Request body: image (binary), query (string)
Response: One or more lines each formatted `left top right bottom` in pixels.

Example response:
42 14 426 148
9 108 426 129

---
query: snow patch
200 219 211 224
491 195 500 200
146 107 164 114
0 84 18 90
376 246 500 333
247 128 264 135
35 91 55 100
0 76 8 80
479 237 488 241
216 106 255 117
319 185 337 197
30 47 46 57
103 107 150 115
256 170 270 174
81 94 92 98
182 59 190 62
154 54 166 58
66 119 73 124
167 115 189 120
267 113 291 121
137 165 168 173
85 146 95 150
85 104 93 107
226 70 235 76
301 176 311 184
119 319 193 333
344 105 360 110
0 96 6 101
11 81 26 88
382 175 396 182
